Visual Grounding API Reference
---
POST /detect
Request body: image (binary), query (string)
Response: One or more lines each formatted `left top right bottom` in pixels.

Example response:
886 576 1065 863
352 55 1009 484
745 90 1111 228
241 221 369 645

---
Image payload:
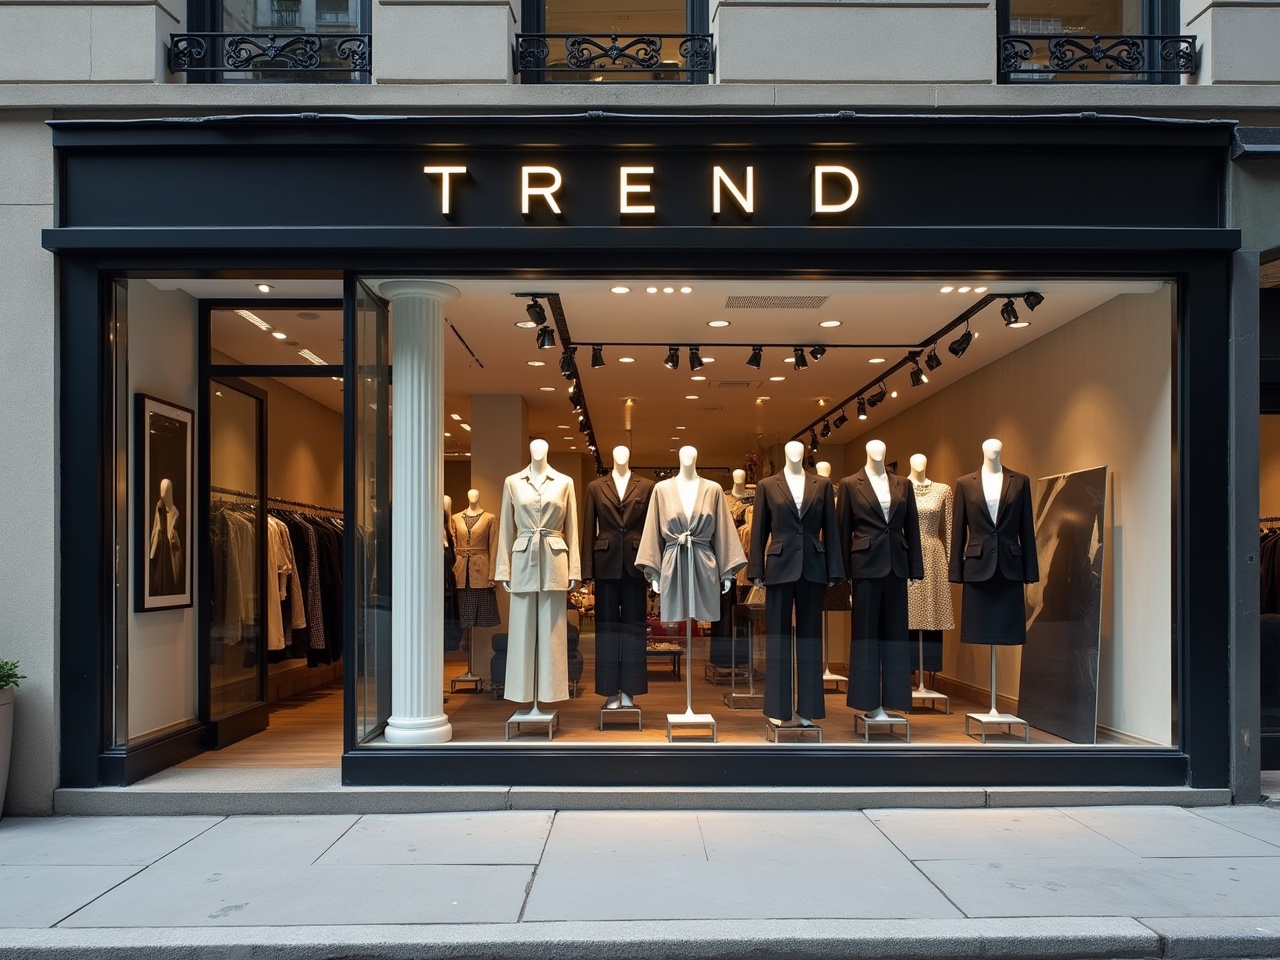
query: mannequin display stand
964 646 1029 742
821 610 848 694
724 603 764 709
854 711 911 743
451 627 484 693
909 631 948 713
600 705 643 731
506 651 558 739
667 538 717 742
765 647 822 742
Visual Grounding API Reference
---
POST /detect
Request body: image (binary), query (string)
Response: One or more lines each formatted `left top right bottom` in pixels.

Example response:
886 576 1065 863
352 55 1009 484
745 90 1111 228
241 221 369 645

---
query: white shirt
982 470 1003 522
613 470 630 501
866 468 891 521
785 470 805 510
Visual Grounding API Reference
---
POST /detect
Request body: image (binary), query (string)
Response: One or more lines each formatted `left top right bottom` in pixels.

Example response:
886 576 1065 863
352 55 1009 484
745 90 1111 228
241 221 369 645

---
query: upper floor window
169 0 371 82
515 0 713 83
997 0 1195 82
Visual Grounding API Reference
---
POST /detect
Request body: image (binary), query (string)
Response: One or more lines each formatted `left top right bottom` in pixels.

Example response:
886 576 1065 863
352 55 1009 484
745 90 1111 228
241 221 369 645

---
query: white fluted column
378 280 459 745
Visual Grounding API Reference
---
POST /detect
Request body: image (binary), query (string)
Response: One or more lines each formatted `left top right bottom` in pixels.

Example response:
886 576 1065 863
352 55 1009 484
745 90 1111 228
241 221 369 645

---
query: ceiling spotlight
591 345 605 368
820 419 832 440
689 347 704 372
256 283 273 293
1002 298 1029 329
664 346 680 370
855 398 867 420
536 325 556 350
809 345 827 362
526 298 547 326
948 325 973 358
867 382 887 408
925 346 943 371
833 408 849 429
559 349 577 380
1023 291 1045 311
793 347 809 371
569 387 583 412
746 346 763 369
809 429 820 454
910 356 928 387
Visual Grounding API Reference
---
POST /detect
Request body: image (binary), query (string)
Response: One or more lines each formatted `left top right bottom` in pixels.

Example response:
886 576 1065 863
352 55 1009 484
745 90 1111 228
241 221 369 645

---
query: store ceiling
152 276 1167 468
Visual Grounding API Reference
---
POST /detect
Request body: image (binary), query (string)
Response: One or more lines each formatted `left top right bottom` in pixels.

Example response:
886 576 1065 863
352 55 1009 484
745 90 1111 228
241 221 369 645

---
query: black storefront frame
47 113 1238 791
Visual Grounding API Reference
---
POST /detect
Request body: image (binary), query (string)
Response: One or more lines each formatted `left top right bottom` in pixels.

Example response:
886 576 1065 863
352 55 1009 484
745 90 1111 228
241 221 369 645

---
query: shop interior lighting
611 286 630 294
820 419 832 440
809 345 827 362
680 286 693 294
569 387 583 412
526 298 547 326
298 349 328 365
1023 291 1045 311
793 347 809 370
948 325 973 358
272 331 288 340
820 320 842 328
256 283 273 293
664 346 681 370
855 398 867 420
1002 298 1030 328
708 320 730 328
867 382 888 408
559 349 577 380
925 346 943 371
909 356 928 387
746 346 764 369
833 407 849 429
590 346 605 368
809 429 820 453
536 325 556 349
235 309 273 332
688 347 704 372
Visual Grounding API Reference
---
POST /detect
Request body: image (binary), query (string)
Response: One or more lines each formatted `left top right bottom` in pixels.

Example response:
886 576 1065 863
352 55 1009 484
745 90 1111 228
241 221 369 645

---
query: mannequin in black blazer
949 438 1039 645
838 441 924 716
581 446 656 706
746 441 845 725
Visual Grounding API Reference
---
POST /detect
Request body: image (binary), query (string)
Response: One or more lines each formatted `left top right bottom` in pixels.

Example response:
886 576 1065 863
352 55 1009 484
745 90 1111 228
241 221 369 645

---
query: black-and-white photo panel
135 393 193 611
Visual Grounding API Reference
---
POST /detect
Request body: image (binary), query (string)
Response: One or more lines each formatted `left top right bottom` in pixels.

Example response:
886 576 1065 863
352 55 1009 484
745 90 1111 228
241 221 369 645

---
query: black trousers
594 577 649 697
764 577 826 721
849 575 911 712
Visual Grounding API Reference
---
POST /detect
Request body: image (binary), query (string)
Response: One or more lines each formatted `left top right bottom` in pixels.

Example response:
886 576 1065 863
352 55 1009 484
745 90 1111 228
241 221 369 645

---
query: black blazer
745 472 844 586
838 470 924 581
948 469 1040 584
581 473 655 581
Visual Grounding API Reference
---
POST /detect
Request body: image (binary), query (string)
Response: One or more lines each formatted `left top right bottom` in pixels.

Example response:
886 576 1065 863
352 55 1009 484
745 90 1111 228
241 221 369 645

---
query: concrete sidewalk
2 803 1280 959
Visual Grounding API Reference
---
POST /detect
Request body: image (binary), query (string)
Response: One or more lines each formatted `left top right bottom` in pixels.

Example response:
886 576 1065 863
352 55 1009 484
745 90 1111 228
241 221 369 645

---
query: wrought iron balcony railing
998 34 1197 80
514 33 714 82
168 32 371 80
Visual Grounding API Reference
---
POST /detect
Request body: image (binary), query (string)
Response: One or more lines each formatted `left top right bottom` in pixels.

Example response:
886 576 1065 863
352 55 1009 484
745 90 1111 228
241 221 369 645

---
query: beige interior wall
1259 416 1280 519
842 287 1175 744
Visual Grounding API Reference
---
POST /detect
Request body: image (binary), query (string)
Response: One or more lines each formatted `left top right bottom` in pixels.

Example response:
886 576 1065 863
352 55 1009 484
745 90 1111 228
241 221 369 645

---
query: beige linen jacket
450 509 499 589
494 467 581 593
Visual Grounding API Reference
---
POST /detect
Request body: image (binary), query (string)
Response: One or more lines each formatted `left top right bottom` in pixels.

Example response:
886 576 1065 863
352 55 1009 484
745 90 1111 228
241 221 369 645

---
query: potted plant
0 659 24 820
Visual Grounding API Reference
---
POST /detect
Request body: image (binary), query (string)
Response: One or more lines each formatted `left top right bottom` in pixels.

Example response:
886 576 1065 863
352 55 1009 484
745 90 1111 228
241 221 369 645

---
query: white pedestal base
599 706 643 731
822 669 848 694
964 711 1030 743
667 710 717 742
450 672 484 694
506 708 559 741
911 686 951 714
765 719 823 743
723 691 764 709
854 712 910 743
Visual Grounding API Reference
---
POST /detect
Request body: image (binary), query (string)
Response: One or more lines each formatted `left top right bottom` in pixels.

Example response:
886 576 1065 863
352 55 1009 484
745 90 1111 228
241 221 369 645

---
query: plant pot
0 687 12 820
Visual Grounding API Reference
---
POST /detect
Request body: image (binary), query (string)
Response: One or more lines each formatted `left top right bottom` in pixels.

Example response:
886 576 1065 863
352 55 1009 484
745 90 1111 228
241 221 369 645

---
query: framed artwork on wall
135 393 194 611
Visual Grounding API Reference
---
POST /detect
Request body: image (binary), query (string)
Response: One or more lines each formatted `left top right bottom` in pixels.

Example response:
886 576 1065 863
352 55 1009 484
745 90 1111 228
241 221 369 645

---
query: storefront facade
36 110 1253 796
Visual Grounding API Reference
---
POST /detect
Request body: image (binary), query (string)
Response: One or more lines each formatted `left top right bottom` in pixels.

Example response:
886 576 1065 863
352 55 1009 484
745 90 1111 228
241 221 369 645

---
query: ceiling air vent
696 406 725 413
724 295 830 310
717 381 761 389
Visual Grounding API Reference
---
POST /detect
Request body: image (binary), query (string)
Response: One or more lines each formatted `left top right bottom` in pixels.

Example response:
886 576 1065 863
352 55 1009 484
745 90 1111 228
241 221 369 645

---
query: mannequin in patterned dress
907 454 955 678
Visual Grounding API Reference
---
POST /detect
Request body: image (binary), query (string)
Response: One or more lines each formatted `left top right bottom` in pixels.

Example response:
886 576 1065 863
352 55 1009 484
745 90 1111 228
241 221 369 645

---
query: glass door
347 278 393 745
202 376 270 747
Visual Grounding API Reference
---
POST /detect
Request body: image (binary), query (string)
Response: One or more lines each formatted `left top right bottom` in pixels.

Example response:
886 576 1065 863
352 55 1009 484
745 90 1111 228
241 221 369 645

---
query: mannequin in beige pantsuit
495 439 580 714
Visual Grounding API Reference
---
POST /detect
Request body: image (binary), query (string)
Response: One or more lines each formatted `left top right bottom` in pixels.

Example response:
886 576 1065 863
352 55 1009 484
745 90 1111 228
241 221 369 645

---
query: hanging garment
635 477 747 623
149 499 184 596
907 480 956 631
949 468 1039 645
265 515 306 652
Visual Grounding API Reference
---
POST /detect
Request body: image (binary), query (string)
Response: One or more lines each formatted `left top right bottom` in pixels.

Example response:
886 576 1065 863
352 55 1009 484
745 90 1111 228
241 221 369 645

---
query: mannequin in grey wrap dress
636 446 747 621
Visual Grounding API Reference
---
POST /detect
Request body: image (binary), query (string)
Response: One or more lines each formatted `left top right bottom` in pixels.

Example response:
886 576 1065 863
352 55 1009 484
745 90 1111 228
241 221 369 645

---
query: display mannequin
149 477 184 594
838 440 924 720
813 461 850 687
730 469 749 500
582 445 655 710
906 454 953 707
714 468 754 671
495 439 580 720
452 489 501 630
747 440 844 727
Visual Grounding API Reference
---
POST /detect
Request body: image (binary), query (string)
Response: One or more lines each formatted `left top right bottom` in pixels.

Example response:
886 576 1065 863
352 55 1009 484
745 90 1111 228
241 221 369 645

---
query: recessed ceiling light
755 396 770 402
570 445 577 450
464 452 471 457
940 286 954 293
450 413 461 420
783 357 795 364
539 386 557 392
680 286 693 294
671 436 680 440
618 356 635 363
444 432 451 437
557 424 570 429
701 356 716 364
611 285 630 294
527 360 546 367
515 320 538 329
869 357 886 364
821 320 843 329
707 320 730 328
958 286 971 293
646 287 658 294
685 394 699 399
676 425 687 430
691 375 707 381
664 287 675 294
564 436 574 440
460 423 471 431
974 286 988 293
235 309 273 331
256 283 273 293
769 376 786 382
890 390 899 398
298 349 328 365
272 331 288 340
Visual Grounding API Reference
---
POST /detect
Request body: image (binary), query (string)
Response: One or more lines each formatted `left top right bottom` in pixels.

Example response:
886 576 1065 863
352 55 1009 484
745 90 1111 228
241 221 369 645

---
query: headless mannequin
863 441 893 721
159 477 177 522
981 438 1003 521
730 469 748 499
909 454 929 487
650 446 734 597
756 440 825 726
465 488 483 516
606 445 636 710
815 462 831 480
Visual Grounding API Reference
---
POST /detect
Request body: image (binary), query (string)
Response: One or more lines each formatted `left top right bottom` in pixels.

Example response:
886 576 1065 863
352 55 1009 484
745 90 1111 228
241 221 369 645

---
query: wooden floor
180 655 1083 770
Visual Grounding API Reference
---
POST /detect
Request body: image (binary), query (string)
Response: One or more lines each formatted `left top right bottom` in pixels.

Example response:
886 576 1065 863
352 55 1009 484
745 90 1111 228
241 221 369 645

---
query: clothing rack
1263 516 1280 525
210 485 342 517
